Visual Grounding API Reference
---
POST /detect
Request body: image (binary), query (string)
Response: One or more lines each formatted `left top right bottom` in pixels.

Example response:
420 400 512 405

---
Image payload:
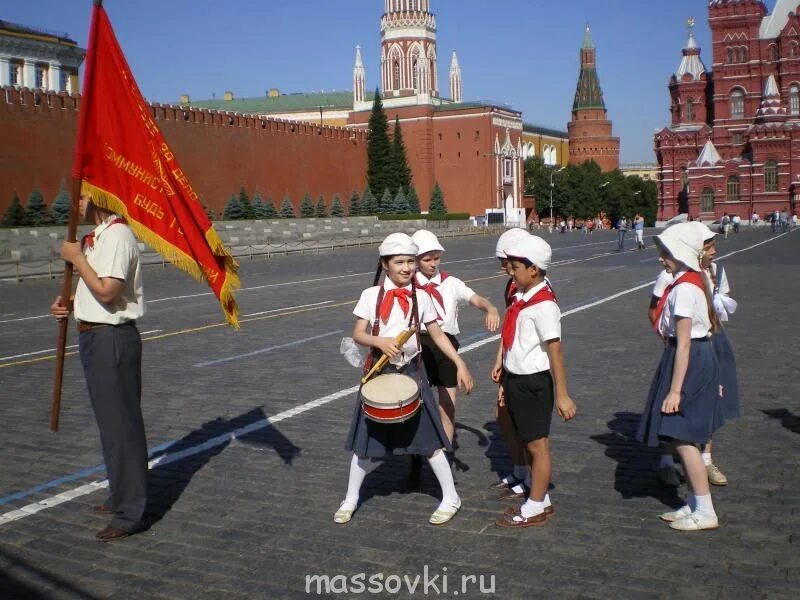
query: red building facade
655 1 800 221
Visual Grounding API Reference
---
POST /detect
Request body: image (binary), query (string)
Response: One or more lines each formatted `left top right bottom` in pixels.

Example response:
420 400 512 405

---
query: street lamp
549 166 566 232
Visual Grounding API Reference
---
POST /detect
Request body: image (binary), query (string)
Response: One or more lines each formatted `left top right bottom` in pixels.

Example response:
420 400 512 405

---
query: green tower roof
572 66 606 111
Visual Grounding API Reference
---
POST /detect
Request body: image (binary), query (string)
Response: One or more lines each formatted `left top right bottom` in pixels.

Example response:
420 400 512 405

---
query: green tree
428 181 447 214
406 184 421 214
2 193 26 227
222 195 245 220
25 188 52 226
347 190 361 216
300 193 315 217
361 185 379 215
261 197 277 218
238 186 252 218
280 195 295 218
390 116 412 195
330 194 344 217
366 89 393 200
251 193 264 218
51 181 71 225
392 187 410 214
379 187 393 214
314 194 328 218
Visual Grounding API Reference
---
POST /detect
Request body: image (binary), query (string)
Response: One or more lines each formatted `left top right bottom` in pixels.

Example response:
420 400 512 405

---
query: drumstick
361 326 418 384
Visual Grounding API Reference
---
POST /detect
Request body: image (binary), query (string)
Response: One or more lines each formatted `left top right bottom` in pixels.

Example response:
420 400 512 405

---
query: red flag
73 2 240 327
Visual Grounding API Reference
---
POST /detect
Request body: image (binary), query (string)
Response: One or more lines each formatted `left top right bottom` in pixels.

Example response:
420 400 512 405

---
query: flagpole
50 0 103 432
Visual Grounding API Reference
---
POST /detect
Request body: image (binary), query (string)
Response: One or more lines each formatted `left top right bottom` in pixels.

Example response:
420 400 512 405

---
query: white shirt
657 270 712 338
502 281 561 375
415 271 475 335
353 279 437 367
74 216 144 325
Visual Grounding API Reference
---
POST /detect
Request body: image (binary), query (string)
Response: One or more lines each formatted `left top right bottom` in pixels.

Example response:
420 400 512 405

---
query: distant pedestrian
721 213 731 239
751 211 759 225
616 216 629 250
586 218 595 235
732 214 741 233
559 219 566 234
792 213 798 229
771 210 779 233
780 208 789 233
633 214 645 249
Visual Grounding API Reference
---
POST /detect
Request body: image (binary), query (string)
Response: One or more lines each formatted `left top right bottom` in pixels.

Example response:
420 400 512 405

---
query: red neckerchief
379 287 412 324
416 271 449 319
501 285 557 351
81 217 126 251
652 271 706 334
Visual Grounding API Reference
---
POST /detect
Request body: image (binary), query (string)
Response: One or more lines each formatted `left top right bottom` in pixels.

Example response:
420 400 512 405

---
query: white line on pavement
242 301 333 317
0 329 163 362
193 330 344 368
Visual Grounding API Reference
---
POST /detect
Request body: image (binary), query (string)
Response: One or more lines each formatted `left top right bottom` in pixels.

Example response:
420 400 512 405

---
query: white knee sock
428 451 459 505
701 452 712 466
694 493 716 517
343 454 373 507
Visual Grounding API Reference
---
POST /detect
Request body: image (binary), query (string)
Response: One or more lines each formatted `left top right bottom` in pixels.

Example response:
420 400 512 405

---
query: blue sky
2 1 783 163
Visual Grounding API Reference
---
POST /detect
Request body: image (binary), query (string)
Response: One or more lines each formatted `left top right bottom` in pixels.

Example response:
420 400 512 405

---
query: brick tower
567 24 620 171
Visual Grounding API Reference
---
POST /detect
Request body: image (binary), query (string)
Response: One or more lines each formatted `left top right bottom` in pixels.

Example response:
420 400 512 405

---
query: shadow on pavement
591 411 683 509
761 408 800 435
0 546 102 600
143 407 300 528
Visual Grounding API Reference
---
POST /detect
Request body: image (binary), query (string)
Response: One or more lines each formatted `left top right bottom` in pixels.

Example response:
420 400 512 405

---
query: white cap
690 221 716 242
378 232 417 257
655 223 704 272
411 230 445 256
495 227 529 258
504 235 552 271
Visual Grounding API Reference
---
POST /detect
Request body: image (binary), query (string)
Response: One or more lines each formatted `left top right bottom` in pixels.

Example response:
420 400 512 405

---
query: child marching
334 233 474 526
637 223 725 531
491 235 577 527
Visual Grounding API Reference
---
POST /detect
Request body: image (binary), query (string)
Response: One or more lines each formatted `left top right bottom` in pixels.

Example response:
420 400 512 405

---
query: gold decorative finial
688 17 695 29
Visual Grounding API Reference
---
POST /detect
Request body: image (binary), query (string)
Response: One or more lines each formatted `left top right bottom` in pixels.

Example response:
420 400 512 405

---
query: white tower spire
449 50 462 102
353 45 366 106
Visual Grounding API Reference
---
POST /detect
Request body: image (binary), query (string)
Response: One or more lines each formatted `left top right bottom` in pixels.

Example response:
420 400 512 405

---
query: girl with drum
334 233 474 526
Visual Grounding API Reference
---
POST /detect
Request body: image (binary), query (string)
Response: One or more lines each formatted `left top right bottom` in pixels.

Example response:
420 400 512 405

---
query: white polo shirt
74 216 144 325
657 270 712 339
502 281 561 376
415 271 475 335
353 279 437 367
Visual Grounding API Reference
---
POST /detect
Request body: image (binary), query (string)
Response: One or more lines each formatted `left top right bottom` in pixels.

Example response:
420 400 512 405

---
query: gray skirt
637 338 725 447
345 358 452 458
713 328 740 420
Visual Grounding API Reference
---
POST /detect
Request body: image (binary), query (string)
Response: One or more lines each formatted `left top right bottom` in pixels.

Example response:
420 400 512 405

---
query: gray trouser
79 322 147 530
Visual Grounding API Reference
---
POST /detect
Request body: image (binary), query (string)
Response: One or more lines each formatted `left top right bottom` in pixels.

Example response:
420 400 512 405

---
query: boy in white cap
491 235 577 527
335 233 474 526
637 223 724 531
411 229 499 448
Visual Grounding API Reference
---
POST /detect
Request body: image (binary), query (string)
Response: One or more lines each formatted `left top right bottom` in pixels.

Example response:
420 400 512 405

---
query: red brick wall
0 86 367 217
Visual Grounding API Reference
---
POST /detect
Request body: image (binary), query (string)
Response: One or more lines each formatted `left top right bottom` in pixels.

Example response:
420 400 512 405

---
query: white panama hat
655 222 704 272
378 232 417 257
495 227 529 258
504 235 552 271
690 221 716 242
411 229 445 256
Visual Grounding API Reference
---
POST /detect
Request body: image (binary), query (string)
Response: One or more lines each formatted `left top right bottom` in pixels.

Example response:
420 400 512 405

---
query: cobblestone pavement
0 229 798 599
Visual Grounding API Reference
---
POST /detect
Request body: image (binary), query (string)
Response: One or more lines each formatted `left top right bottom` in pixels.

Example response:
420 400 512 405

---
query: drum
361 373 421 424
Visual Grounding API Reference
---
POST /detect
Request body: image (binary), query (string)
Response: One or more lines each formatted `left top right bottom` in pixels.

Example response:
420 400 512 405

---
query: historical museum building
655 0 800 221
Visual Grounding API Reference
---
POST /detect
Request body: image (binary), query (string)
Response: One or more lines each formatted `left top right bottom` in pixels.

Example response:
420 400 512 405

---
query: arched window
726 176 740 202
738 46 748 63
726 47 735 64
730 89 745 118
686 98 695 122
764 160 778 192
790 85 800 115
392 59 401 90
410 0 418 10
700 187 715 212
769 44 779 61
791 42 799 58
412 58 418 90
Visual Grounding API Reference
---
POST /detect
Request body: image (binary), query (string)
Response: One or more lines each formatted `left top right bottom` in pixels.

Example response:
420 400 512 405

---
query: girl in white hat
692 222 740 487
411 229 499 449
637 223 725 531
335 233 474 526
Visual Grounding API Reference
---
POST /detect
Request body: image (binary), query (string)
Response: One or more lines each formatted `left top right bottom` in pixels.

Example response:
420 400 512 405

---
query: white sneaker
429 497 461 525
669 511 719 531
659 504 692 522
333 500 357 524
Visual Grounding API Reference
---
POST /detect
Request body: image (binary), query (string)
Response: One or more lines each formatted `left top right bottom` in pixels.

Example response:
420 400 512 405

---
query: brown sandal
495 508 549 528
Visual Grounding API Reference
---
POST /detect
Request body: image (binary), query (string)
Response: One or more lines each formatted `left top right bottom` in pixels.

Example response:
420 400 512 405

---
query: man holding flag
49 0 241 540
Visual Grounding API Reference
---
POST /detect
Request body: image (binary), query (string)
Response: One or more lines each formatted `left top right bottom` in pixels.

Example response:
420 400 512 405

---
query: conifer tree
300 193 315 217
2 193 26 227
428 181 447 214
24 188 52 226
330 194 344 217
390 117 412 195
315 194 328 218
392 187 410 214
406 184 421 214
280 195 296 218
262 197 277 218
366 89 393 200
361 186 379 215
223 195 245 220
238 186 252 218
51 181 71 225
252 196 264 218
347 190 361 216
378 187 393 214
